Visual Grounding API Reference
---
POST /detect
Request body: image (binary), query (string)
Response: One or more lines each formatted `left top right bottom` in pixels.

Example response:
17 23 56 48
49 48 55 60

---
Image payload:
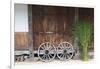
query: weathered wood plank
15 32 28 50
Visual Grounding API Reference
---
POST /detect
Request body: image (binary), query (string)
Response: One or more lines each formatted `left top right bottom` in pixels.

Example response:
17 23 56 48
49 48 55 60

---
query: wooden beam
28 5 34 57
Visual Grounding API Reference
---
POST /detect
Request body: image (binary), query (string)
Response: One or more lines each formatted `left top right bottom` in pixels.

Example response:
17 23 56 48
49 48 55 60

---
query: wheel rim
57 42 74 61
38 42 56 62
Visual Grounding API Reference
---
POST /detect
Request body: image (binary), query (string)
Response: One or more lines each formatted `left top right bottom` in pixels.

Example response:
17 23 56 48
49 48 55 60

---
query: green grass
73 20 92 61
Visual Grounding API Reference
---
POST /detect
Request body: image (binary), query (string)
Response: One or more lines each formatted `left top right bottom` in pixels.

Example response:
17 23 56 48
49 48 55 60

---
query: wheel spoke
47 54 50 60
49 46 54 51
64 54 66 60
60 54 63 58
66 54 70 59
49 54 53 58
40 45 45 50
59 46 63 50
62 54 65 59
41 54 45 60
39 50 45 53
57 49 63 54
44 44 47 50
49 50 54 54
46 43 49 50
67 49 73 54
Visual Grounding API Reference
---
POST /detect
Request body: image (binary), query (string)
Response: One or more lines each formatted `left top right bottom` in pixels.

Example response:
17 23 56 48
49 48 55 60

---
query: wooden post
73 7 80 59
28 5 34 58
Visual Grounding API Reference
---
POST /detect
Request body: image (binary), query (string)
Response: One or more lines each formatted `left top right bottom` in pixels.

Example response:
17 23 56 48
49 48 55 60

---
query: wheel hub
45 50 49 54
63 50 67 54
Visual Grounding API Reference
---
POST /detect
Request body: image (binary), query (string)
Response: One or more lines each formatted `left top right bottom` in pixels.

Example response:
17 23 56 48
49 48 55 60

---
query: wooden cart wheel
38 42 56 62
57 42 75 61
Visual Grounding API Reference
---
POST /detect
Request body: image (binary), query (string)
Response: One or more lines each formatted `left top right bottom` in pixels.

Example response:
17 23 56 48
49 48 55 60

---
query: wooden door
31 5 75 50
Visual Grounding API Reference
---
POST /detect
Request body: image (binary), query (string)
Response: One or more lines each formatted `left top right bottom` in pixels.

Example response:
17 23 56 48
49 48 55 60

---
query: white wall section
15 4 28 32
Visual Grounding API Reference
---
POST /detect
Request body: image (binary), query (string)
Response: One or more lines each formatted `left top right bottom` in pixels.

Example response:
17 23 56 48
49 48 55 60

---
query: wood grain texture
15 5 94 51
15 32 29 50
32 6 75 49
79 8 94 22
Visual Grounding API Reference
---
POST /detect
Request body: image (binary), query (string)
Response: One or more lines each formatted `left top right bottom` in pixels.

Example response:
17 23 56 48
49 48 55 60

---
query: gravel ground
15 59 95 65
14 59 95 69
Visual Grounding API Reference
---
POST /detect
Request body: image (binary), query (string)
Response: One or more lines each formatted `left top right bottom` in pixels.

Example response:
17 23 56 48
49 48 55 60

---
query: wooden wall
15 5 94 51
31 5 94 50
32 6 75 49
15 32 29 50
79 8 94 22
